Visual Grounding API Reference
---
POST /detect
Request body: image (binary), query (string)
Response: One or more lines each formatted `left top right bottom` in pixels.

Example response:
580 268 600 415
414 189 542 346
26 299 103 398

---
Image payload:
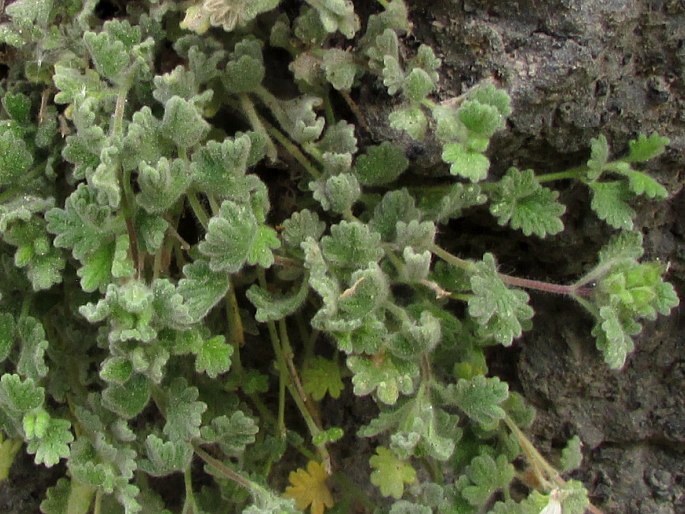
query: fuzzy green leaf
445 375 508 429
312 173 361 213
122 107 173 171
322 48 357 90
458 100 503 137
26 417 73 467
246 277 310 322
199 200 280 273
163 378 207 442
0 130 32 186
83 31 130 83
401 248 432 283
420 183 486 223
223 38 265 93
100 357 134 385
161 96 209 149
354 142 409 186
277 96 325 144
403 68 434 102
282 209 326 250
623 170 668 199
321 221 384 271
140 435 193 477
5 0 52 25
339 264 390 320
589 181 635 230
383 58 404 96
458 454 514 506
625 133 669 163
200 410 258 455
489 168 565 237
177 259 231 323
467 84 512 118
369 189 421 242
369 447 416 499
102 374 151 419
347 354 418 405
17 316 49 381
152 65 198 104
598 231 644 264
389 106 427 140
302 357 344 400
442 142 490 182
195 335 233 378
190 135 253 197
0 313 14 363
136 158 191 214
587 135 609 180
560 435 583 472
317 120 358 155
2 92 31 124
468 254 534 346
308 0 360 38
39 477 72 514
0 374 44 417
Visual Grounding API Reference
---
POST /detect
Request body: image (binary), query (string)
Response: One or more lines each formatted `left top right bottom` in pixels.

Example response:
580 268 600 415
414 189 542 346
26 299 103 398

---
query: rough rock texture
405 1 685 512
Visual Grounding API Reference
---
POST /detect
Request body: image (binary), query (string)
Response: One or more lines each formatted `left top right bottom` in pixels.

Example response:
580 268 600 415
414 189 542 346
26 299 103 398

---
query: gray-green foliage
0 1 677 513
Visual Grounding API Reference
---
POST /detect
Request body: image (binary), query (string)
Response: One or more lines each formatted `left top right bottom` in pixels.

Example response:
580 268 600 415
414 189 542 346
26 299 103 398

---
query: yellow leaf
284 460 334 514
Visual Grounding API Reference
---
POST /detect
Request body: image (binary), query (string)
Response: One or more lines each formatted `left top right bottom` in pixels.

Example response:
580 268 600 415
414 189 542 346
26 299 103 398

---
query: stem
93 489 102 514
186 191 210 230
239 93 278 162
340 90 371 134
193 445 254 490
432 243 593 297
261 119 322 179
504 416 605 514
376 0 389 8
535 165 587 184
430 243 477 272
182 466 198 514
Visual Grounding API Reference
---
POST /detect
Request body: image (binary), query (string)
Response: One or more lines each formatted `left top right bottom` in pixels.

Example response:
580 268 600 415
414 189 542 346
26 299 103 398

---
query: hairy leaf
284 460 334 514
369 447 416 499
302 357 344 401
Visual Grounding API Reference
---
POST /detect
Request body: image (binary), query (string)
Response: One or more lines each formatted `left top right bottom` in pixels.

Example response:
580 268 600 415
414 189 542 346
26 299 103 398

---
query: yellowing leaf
284 460 334 514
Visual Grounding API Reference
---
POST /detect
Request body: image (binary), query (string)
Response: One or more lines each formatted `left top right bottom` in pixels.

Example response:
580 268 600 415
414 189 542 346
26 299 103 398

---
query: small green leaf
246 277 310 322
489 168 565 237
0 313 14 363
598 231 644 264
591 305 637 369
302 357 344 400
102 374 151 419
467 84 512 118
200 411 259 455
369 189 421 242
0 130 32 186
354 142 409 186
587 135 609 180
403 68 434 102
163 377 207 442
625 133 669 163
322 48 357 90
177 259 231 323
458 454 514 507
26 417 73 467
161 96 209 149
83 30 130 83
321 221 384 271
0 374 44 416
347 354 418 405
195 335 233 378
282 209 326 250
309 0 360 38
389 105 427 140
458 100 503 137
445 375 509 429
140 435 193 477
312 173 361 213
623 170 668 199
17 316 49 381
2 92 31 124
442 142 490 182
468 254 534 346
222 38 265 93
136 158 191 214
560 435 583 472
199 200 281 273
589 181 635 230
369 447 416 499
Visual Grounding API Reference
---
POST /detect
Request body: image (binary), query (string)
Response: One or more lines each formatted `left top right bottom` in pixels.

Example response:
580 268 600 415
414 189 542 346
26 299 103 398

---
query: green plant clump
0 1 678 513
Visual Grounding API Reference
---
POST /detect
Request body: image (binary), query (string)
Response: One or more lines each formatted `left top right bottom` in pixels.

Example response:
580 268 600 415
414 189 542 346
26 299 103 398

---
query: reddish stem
499 274 593 298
